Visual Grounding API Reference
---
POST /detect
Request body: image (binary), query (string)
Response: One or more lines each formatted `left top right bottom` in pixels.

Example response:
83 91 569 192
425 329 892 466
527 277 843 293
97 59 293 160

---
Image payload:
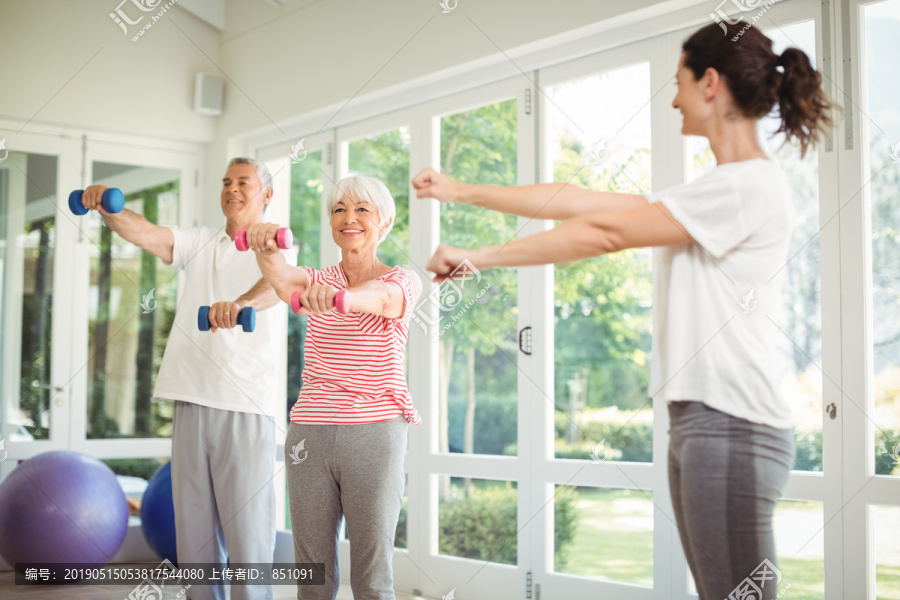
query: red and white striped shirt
288 264 423 425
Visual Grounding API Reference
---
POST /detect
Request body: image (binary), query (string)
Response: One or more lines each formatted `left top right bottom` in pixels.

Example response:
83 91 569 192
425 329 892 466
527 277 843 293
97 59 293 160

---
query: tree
551 130 654 453
18 218 54 440
87 181 179 439
349 128 411 269
344 106 523 499
287 153 325 419
438 101 519 497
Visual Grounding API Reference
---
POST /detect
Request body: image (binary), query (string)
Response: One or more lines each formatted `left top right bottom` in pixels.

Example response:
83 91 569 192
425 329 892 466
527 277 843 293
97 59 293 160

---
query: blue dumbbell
68 188 125 215
197 305 256 333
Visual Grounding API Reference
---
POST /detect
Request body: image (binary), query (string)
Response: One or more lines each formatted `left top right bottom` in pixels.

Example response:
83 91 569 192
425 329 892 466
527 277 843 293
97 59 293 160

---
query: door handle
32 383 63 393
32 383 65 406
519 327 532 355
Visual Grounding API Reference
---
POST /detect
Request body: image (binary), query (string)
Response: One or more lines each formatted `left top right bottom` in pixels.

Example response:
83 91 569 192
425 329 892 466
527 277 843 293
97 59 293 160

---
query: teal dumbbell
197 305 256 333
68 188 125 215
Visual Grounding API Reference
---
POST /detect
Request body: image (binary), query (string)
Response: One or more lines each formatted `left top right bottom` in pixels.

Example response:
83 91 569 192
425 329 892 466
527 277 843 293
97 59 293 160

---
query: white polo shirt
153 226 290 416
648 159 794 429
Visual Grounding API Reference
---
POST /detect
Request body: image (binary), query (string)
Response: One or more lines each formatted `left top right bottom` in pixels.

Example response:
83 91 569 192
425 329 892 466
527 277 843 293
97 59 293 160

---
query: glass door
863 1 900 594
0 131 200 568
82 161 181 441
257 132 334 554
69 142 197 463
340 117 411 269
534 37 660 600
848 0 900 596
404 78 535 600
337 114 414 583
0 134 79 474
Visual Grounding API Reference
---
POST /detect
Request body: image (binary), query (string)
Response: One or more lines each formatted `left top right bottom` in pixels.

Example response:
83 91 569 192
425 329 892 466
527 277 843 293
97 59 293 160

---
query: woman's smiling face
331 195 385 253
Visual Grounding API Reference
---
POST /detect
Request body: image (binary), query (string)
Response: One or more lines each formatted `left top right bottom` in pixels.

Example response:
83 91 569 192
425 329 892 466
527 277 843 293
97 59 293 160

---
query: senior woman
246 175 421 600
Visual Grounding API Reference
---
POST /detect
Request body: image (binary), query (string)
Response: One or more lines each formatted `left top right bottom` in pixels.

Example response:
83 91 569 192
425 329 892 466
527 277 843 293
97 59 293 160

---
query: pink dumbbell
235 227 292 252
291 289 350 315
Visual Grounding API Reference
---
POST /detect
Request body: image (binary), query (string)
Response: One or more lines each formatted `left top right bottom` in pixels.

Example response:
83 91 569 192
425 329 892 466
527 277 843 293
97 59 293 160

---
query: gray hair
326 175 396 245
227 157 273 191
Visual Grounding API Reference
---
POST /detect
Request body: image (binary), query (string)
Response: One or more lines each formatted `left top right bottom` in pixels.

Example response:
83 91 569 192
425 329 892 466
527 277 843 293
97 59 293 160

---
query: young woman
412 20 834 600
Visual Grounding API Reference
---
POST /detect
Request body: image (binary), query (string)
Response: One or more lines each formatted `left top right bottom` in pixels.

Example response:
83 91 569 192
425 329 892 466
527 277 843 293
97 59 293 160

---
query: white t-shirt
153 226 290 416
648 159 794 429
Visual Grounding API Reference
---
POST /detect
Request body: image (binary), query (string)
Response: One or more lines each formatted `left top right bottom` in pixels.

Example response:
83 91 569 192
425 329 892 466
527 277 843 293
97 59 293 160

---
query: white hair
227 157 273 191
326 175 396 245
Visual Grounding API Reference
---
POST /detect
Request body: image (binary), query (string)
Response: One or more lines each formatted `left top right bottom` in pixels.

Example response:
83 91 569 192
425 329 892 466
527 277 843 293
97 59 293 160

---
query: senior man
80 157 289 600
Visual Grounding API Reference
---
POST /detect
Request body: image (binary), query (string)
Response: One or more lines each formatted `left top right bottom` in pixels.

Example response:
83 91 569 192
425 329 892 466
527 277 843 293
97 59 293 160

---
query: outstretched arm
296 278 406 318
412 167 648 221
245 223 310 305
246 223 409 318
427 201 694 281
80 185 175 263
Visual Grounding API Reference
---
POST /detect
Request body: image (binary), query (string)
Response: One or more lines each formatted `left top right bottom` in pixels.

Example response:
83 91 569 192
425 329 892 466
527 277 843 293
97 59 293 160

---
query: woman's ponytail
774 48 835 157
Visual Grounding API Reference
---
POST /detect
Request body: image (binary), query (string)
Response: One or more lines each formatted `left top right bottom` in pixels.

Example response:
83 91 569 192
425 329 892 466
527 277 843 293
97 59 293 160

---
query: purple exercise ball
0 451 129 567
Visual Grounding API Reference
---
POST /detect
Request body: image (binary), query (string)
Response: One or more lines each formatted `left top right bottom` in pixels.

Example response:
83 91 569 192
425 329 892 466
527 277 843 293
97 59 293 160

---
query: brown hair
682 21 836 157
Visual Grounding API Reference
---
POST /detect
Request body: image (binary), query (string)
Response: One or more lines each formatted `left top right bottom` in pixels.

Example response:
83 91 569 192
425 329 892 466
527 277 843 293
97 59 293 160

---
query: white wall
0 0 684 226
201 0 678 226
0 0 220 143
216 0 666 135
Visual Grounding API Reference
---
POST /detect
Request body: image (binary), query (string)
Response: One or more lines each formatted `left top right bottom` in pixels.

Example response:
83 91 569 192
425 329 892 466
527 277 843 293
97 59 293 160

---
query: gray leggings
285 416 407 600
668 401 795 600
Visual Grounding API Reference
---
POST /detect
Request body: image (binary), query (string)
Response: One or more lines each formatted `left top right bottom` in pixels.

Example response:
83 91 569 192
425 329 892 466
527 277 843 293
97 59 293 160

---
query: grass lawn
557 488 900 599
284 480 900 597
556 488 653 587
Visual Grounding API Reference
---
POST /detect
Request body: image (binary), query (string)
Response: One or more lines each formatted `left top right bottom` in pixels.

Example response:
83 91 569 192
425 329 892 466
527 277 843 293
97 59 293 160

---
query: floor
0 568 424 599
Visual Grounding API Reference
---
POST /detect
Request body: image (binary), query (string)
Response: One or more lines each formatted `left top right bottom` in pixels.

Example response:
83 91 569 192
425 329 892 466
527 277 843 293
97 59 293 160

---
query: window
85 162 180 440
547 62 653 464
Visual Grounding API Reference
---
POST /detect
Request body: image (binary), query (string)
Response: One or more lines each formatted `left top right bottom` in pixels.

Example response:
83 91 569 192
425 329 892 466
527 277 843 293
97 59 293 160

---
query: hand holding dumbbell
291 287 350 315
235 225 292 252
197 304 256 332
69 186 125 215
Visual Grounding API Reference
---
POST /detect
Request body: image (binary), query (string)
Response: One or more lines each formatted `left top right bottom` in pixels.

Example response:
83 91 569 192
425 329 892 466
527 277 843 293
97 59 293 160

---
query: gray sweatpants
668 401 795 600
172 401 277 600
285 416 408 600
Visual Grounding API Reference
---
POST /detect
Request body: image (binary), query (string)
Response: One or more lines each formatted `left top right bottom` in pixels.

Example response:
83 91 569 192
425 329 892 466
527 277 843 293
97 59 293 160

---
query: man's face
220 163 270 219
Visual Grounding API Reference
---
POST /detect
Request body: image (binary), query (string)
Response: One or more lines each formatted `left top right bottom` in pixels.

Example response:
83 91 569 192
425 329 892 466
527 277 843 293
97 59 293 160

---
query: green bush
447 397 517 455
554 410 569 439
877 430 900 476
552 486 580 569
780 429 899 474
395 498 408 549
439 483 518 564
102 458 165 480
551 414 653 463
587 421 653 463
794 431 823 472
438 483 579 566
551 409 900 474
552 439 624 461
